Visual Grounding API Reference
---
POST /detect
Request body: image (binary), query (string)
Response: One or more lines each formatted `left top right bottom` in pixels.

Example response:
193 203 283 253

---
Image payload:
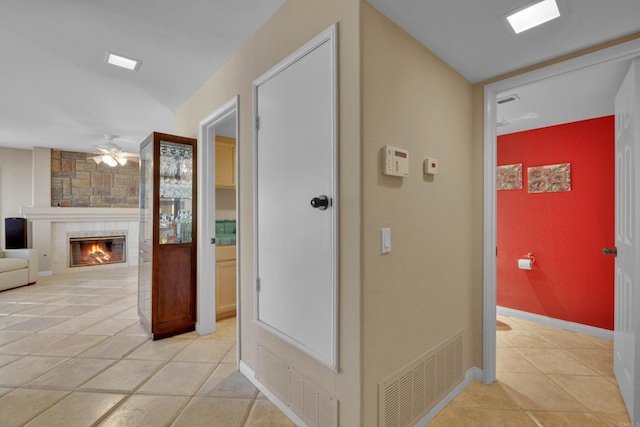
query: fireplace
69 236 126 267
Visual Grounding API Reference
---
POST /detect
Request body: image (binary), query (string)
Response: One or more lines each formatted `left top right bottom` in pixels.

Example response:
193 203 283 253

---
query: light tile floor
431 314 632 426
0 266 295 427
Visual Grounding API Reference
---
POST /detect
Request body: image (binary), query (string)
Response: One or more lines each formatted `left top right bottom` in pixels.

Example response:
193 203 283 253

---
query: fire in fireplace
69 236 126 267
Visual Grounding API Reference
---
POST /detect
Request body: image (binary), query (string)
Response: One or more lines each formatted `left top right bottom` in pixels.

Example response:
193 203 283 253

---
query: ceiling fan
89 135 139 167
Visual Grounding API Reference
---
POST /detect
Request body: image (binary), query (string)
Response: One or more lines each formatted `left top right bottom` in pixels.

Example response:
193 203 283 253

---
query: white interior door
253 26 338 368
614 57 640 422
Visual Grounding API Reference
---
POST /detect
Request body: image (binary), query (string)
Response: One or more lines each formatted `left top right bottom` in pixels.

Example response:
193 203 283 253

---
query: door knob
602 247 617 257
310 195 330 210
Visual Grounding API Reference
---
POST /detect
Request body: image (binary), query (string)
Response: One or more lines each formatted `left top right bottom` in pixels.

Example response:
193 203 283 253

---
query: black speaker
5 217 28 249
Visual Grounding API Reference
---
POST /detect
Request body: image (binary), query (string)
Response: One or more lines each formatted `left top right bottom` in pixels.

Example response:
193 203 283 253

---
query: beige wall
0 147 33 249
175 0 361 424
360 3 480 425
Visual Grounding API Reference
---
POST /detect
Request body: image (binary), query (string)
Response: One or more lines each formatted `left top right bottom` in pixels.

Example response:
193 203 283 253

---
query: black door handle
602 247 617 257
310 195 330 210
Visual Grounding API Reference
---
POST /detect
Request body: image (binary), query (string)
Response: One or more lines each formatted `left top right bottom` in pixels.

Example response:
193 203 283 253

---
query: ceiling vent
496 119 510 127
497 94 520 105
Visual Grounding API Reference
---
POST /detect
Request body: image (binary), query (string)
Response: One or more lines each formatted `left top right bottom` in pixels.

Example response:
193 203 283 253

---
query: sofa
0 249 39 292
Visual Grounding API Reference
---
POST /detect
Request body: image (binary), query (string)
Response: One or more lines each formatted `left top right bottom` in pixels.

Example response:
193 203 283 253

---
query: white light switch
381 228 391 254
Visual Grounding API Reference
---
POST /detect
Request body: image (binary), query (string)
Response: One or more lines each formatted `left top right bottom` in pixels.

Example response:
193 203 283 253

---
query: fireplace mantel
21 207 139 222
21 208 140 274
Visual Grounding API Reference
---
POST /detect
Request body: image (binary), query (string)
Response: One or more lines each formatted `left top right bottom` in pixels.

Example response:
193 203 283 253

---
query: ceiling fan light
102 155 118 167
116 156 128 166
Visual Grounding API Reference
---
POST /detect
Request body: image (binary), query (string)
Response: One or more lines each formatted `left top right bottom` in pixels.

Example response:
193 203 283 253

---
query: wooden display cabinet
138 132 197 339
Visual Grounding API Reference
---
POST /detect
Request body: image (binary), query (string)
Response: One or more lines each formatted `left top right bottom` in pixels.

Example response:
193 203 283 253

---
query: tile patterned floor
0 267 294 427
431 314 632 426
3 267 631 426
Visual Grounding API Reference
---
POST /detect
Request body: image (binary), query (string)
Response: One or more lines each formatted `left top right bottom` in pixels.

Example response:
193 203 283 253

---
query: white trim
21 207 138 221
233 100 241 370
415 367 484 426
239 360 306 427
196 96 238 337
483 38 640 385
482 82 498 385
252 23 339 371
498 306 614 340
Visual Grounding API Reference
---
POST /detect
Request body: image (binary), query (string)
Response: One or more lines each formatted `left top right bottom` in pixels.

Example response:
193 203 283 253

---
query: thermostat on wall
383 145 409 177
424 158 439 175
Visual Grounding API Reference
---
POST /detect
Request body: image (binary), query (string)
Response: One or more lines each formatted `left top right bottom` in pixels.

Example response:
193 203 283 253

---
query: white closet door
614 57 640 423
254 26 338 368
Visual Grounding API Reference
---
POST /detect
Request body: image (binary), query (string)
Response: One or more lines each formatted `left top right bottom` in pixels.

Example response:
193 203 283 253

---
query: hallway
0 267 293 426
431 314 630 426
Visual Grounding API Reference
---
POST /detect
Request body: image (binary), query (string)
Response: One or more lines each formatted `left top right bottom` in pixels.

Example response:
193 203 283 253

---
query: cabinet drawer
216 245 236 262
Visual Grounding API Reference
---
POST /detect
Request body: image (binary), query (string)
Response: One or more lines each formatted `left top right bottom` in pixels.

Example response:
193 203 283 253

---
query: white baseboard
497 306 613 340
38 271 53 277
239 360 307 427
414 367 483 426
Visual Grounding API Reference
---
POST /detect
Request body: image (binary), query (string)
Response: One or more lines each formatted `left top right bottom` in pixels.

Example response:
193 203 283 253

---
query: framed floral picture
497 164 523 190
528 163 571 193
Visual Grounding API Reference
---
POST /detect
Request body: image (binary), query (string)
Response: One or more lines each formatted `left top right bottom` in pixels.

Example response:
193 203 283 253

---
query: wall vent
497 94 519 104
256 345 338 427
378 331 464 427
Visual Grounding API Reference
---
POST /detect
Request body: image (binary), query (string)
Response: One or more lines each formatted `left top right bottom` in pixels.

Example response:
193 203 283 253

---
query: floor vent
378 331 464 427
497 94 519 104
256 345 338 427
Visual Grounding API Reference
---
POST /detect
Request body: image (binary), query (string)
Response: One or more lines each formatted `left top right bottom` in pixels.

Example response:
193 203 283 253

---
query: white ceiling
496 57 632 135
368 0 640 135
367 0 640 83
1 1 639 153
0 0 285 153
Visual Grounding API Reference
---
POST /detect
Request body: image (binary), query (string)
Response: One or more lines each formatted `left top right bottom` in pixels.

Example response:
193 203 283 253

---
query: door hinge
211 238 216 245
256 277 261 292
255 116 260 130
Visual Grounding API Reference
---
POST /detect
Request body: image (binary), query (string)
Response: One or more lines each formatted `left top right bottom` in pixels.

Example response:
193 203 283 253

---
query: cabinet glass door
140 142 154 246
159 141 193 244
138 139 154 322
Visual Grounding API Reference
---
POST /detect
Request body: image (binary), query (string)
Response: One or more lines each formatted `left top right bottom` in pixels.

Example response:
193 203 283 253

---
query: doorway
483 39 640 387
197 96 240 366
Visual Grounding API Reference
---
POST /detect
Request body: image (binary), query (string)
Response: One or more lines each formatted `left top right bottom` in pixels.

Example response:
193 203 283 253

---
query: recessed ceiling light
506 0 561 34
104 51 141 71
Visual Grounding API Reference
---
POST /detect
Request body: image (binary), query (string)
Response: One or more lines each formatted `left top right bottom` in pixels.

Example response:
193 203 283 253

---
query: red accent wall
497 116 615 330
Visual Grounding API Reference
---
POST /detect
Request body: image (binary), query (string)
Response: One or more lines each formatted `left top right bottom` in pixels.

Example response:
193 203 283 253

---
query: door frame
482 38 640 384
197 96 239 355
252 24 339 371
